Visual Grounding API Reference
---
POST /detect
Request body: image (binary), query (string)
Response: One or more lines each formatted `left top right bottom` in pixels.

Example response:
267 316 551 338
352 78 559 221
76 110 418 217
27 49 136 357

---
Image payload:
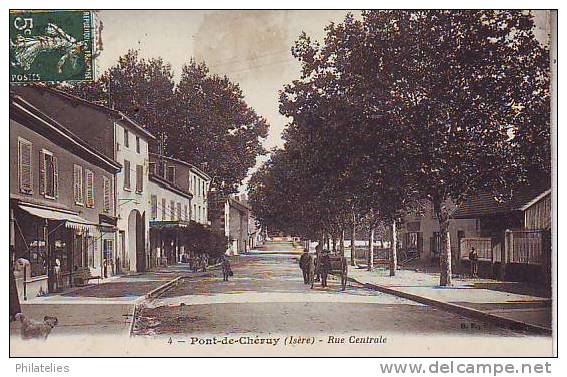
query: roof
26 84 156 140
228 197 252 213
149 173 193 200
454 183 551 219
10 93 122 173
149 152 211 181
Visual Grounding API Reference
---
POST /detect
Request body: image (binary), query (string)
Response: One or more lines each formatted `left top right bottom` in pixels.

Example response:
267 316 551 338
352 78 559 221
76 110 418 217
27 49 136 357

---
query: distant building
210 194 252 255
398 200 479 262
10 93 121 300
147 169 192 267
149 153 211 226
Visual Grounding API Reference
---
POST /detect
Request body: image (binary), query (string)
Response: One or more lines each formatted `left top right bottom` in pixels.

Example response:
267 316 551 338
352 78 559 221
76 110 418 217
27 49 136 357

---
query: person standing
299 249 311 284
469 247 479 278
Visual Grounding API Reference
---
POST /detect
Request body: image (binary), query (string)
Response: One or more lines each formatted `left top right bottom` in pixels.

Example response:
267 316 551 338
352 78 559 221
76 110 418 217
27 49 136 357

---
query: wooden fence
460 230 543 265
505 230 543 265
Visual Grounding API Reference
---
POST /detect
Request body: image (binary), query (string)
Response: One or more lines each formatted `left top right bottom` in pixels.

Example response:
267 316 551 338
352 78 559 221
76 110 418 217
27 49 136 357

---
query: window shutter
151 195 157 219
39 150 45 195
170 200 175 220
103 176 111 214
52 156 59 198
74 164 83 204
124 160 131 189
136 164 143 193
177 202 181 220
18 139 32 194
86 169 95 208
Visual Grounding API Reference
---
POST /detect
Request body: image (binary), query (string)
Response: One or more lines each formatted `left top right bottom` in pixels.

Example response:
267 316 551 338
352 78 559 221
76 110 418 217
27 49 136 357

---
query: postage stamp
9 10 94 83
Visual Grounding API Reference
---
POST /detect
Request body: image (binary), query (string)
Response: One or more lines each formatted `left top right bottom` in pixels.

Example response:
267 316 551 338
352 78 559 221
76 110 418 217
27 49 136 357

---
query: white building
114 116 156 273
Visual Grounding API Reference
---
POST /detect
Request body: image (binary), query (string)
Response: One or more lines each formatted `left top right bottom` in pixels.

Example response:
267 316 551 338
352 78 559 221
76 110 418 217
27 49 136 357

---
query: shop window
103 239 114 260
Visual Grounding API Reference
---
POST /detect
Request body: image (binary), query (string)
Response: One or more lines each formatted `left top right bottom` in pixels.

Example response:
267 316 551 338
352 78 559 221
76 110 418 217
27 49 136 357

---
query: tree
334 10 550 285
63 51 269 196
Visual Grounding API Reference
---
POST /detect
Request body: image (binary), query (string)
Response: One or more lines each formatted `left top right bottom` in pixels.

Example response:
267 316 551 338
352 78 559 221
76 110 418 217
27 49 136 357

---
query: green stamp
10 10 95 83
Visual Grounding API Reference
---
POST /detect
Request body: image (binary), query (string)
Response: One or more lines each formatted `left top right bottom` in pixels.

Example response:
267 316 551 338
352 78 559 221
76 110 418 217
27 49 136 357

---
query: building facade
398 200 479 263
10 93 120 300
149 153 211 225
11 85 156 273
147 171 193 267
210 195 252 255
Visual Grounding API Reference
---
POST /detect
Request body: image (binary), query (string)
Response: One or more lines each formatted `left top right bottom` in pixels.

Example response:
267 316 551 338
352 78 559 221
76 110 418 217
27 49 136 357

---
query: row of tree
62 50 269 196
249 10 551 286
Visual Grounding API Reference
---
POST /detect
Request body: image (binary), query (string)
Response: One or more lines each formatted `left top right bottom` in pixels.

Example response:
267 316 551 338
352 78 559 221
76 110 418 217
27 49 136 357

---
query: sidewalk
348 266 552 334
9 263 210 338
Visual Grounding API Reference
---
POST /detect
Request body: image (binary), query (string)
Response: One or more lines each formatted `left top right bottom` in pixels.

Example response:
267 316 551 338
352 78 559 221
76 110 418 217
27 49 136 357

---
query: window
193 204 197 220
148 161 156 175
103 176 112 214
167 166 175 183
170 200 175 220
85 169 95 208
136 164 143 193
18 138 32 194
124 129 129 148
198 205 201 222
40 150 58 199
123 160 131 190
184 205 188 221
73 164 84 205
151 195 158 220
161 198 166 220
103 239 114 261
177 202 182 220
136 136 140 154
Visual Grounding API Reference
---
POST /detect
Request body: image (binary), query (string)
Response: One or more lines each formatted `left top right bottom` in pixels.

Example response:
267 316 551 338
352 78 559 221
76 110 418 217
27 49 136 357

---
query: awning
149 220 191 229
18 204 98 234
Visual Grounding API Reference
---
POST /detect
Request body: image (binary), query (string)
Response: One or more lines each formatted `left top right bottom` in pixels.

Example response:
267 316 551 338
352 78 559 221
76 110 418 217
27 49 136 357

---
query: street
133 242 525 337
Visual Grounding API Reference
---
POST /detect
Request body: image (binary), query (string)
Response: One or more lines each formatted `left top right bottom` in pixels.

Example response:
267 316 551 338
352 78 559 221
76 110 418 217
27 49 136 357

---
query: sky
96 10 551 190
97 10 353 150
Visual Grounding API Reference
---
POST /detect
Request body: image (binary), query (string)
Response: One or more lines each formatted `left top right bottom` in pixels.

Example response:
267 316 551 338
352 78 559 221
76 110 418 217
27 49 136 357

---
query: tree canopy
64 50 269 195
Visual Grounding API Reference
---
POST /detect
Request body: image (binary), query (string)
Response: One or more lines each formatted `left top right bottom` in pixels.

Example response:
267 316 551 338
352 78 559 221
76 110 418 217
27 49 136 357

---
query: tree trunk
351 215 357 266
332 236 336 253
367 227 374 271
434 201 452 286
390 220 397 276
339 229 345 256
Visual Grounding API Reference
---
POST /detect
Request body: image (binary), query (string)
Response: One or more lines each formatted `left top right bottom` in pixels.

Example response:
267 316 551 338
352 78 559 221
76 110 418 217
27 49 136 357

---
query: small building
147 171 193 267
210 195 252 255
10 93 121 300
398 200 479 263
454 184 551 283
149 153 211 225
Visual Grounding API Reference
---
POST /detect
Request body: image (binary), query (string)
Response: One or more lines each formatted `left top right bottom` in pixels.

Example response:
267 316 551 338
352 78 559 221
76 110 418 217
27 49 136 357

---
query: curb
145 276 182 299
349 276 552 335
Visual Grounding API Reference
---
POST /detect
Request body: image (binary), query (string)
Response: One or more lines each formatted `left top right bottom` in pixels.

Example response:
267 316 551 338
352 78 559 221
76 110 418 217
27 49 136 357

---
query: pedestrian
299 248 310 284
222 255 232 281
469 247 479 278
319 251 332 287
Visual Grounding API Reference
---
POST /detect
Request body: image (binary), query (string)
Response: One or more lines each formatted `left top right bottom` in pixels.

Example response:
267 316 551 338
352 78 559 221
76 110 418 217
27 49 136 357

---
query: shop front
11 201 108 300
149 220 192 268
